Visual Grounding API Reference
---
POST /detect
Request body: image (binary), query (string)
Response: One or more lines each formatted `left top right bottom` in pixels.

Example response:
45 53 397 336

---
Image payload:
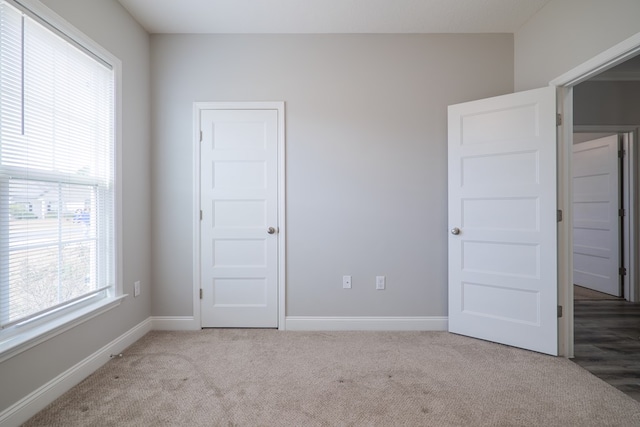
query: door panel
572 135 620 296
200 109 279 328
448 86 558 355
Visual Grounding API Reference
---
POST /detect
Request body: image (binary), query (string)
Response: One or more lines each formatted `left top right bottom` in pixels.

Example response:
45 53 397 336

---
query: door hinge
619 149 626 158
200 210 203 221
557 305 563 318
620 267 627 276
556 113 562 126
199 289 203 299
557 210 563 222
619 208 626 217
200 130 203 142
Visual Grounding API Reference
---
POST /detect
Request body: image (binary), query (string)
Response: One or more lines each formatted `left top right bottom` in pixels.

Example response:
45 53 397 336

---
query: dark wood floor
572 299 640 402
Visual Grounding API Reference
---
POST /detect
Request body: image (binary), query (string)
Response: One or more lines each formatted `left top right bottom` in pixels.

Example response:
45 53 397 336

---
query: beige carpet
24 330 640 426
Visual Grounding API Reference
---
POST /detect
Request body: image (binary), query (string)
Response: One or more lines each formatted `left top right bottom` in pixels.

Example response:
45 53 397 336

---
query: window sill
0 295 127 363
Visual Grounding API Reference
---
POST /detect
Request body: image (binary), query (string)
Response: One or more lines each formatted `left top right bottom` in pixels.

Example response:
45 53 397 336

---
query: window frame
0 0 123 362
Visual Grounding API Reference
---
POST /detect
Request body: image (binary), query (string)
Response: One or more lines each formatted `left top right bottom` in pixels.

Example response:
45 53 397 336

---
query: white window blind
0 1 115 330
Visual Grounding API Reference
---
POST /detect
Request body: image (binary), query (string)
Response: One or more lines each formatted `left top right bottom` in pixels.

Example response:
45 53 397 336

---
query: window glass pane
5 180 100 324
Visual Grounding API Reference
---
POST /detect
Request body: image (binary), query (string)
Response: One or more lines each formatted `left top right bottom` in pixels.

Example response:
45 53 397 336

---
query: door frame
551 31 640 357
192 102 286 330
573 126 639 303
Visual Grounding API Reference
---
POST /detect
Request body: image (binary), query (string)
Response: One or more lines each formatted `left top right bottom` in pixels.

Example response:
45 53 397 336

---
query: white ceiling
117 0 552 34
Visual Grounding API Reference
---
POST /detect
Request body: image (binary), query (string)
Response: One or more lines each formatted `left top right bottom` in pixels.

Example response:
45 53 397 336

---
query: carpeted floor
24 330 640 426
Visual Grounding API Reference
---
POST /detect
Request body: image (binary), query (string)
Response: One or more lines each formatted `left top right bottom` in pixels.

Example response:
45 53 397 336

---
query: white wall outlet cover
134 281 141 297
343 275 352 289
376 276 385 290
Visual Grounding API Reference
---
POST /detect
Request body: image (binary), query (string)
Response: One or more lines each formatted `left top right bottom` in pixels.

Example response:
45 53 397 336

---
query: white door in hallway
572 135 621 296
200 108 279 327
448 86 558 355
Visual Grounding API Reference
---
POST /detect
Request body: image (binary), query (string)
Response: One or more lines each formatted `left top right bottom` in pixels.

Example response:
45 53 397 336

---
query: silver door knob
450 227 460 235
267 227 276 235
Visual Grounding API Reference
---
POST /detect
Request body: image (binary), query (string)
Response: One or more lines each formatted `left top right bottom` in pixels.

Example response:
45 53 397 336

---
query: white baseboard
285 316 448 331
0 318 152 427
151 316 199 331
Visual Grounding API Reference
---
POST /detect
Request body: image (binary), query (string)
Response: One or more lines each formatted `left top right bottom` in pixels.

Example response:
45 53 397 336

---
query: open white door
448 86 558 356
572 135 621 296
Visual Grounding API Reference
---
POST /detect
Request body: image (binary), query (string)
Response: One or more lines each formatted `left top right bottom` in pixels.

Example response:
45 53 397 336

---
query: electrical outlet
343 275 352 289
376 276 385 290
134 281 141 297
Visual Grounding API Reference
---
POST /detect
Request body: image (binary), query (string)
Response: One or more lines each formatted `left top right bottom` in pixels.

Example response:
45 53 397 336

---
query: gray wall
150 34 514 318
0 0 151 414
514 0 640 91
574 81 640 126
573 133 615 144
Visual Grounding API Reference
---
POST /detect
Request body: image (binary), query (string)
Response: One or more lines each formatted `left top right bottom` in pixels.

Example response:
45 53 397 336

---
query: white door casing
572 135 621 296
550 31 640 358
448 86 558 356
199 106 282 328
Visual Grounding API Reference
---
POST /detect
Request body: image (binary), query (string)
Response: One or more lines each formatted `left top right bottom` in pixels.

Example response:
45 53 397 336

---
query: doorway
568 58 640 396
550 33 640 357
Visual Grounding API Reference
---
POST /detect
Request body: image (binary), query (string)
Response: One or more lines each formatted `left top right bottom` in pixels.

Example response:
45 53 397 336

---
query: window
0 0 119 348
